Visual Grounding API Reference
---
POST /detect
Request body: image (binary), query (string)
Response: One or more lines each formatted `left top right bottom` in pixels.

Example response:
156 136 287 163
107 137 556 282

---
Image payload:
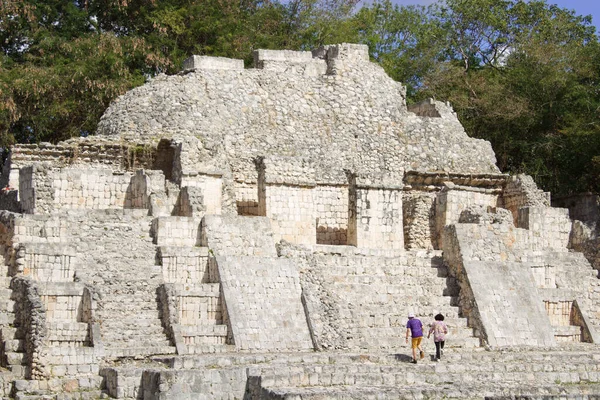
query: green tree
418 0 600 194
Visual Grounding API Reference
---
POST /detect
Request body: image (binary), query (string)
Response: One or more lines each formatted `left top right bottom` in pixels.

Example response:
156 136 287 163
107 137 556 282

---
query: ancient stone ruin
0 43 599 399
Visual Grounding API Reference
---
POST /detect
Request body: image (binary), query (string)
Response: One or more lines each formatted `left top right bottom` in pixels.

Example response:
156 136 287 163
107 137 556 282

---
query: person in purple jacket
405 312 424 364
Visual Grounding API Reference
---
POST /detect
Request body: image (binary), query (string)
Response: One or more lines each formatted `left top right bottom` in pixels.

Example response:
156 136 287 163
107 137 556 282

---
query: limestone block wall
258 157 317 246
531 264 557 288
173 186 206 217
51 168 134 210
19 164 53 214
176 290 223 328
11 277 49 379
403 191 436 250
179 174 222 215
12 214 64 245
152 217 202 247
16 243 76 282
140 368 249 400
501 174 550 224
39 283 84 322
315 185 349 245
215 255 313 351
19 165 143 213
261 184 316 246
200 215 277 257
253 49 327 76
518 206 571 251
443 224 556 347
348 181 404 250
6 139 159 187
435 189 499 248
159 246 210 284
545 300 573 327
235 182 260 216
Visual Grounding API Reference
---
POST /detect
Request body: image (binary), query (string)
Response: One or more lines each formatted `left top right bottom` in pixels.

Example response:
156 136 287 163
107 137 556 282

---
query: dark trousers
435 341 445 359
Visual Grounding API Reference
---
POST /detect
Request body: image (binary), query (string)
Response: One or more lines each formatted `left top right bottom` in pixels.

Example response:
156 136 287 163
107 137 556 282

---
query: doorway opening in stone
152 139 175 181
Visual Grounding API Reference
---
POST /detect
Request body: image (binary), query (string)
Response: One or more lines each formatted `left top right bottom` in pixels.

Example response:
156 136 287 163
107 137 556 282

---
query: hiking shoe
411 359 417 364
420 351 425 359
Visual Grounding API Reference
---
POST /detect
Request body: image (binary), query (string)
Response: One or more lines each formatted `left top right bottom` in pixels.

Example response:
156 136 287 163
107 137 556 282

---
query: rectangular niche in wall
236 182 260 216
315 185 349 245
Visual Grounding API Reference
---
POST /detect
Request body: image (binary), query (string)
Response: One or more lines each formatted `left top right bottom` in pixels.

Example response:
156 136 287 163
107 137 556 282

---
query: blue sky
392 1 600 30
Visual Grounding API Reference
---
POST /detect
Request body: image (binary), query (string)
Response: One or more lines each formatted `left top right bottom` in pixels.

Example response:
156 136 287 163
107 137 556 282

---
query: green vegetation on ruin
1 0 598 194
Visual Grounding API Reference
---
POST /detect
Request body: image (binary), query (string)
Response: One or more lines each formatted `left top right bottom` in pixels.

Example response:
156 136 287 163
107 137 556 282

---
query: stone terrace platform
88 344 600 399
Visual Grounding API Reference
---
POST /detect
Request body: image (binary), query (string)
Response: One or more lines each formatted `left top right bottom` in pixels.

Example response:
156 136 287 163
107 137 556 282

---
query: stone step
99 316 163 327
252 356 600 385
337 306 464 322
338 314 470 330
103 344 176 359
0 310 16 325
13 374 104 399
4 338 25 352
5 351 25 365
180 324 228 337
259 382 600 400
183 344 236 354
48 363 100 378
102 336 172 347
1 326 23 340
329 283 455 298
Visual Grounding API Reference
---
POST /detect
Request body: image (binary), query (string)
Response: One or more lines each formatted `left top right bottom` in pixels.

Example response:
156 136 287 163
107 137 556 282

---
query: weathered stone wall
11 277 49 379
215 255 314 351
97 44 499 191
19 165 142 213
201 215 313 351
17 243 76 282
158 246 210 284
235 182 260 216
443 223 557 347
502 174 550 223
348 175 404 250
402 191 436 250
315 185 349 245
435 188 499 248
200 215 276 257
152 216 203 247
517 206 572 250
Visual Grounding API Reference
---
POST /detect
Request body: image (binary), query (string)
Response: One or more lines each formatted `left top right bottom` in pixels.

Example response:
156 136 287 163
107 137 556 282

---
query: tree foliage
1 0 599 194
353 0 600 194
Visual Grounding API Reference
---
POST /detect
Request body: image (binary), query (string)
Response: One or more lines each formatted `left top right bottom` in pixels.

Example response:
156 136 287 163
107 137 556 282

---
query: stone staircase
66 210 176 359
1 209 179 397
251 348 600 399
310 249 479 350
109 344 600 399
95 282 175 359
153 225 234 355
